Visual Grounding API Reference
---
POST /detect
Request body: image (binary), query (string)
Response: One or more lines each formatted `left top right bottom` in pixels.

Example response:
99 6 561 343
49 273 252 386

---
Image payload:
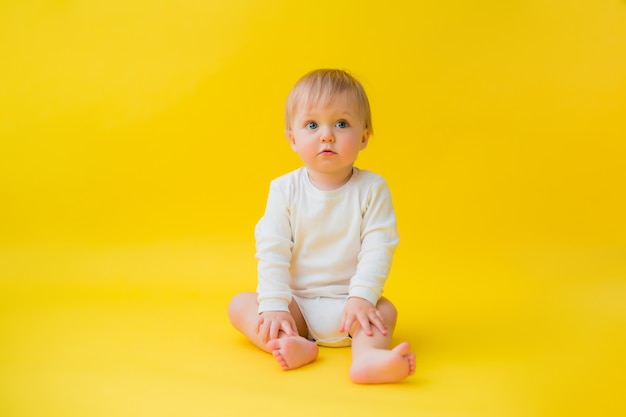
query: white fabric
255 167 399 314
292 295 352 347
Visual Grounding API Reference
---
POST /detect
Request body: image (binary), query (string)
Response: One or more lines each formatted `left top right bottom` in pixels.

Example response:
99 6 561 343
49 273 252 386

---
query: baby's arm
349 178 399 306
255 180 294 314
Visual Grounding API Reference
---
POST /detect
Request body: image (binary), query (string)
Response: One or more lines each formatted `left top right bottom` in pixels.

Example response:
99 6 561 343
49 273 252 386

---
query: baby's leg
349 297 416 384
228 292 318 370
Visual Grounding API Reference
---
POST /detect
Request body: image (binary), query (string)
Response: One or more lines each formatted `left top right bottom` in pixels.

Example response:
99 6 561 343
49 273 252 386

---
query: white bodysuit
255 167 399 346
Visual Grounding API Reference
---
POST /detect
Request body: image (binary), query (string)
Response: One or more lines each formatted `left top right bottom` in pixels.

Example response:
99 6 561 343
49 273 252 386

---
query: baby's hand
340 297 387 337
256 311 297 343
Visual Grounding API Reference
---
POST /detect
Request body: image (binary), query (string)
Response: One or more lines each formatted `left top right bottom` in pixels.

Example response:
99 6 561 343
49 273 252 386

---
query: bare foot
350 342 416 384
266 336 319 370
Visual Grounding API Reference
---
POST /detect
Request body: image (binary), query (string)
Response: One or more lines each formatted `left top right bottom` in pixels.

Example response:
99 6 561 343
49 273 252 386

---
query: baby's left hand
340 297 387 337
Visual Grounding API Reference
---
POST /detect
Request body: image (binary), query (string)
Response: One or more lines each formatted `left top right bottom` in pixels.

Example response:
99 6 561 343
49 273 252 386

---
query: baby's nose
320 128 335 142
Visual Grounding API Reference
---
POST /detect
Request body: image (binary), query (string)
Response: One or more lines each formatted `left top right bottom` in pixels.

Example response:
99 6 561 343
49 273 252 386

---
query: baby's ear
360 129 370 149
285 129 297 150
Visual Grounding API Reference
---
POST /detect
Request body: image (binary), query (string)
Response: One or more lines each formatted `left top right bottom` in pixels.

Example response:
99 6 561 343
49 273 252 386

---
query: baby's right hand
256 311 297 343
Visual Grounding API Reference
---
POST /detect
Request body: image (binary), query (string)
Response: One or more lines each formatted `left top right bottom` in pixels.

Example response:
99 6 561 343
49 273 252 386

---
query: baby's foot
266 336 319 370
350 342 416 384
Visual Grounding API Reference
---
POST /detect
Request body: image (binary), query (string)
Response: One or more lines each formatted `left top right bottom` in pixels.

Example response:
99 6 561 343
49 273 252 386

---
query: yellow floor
1 239 624 417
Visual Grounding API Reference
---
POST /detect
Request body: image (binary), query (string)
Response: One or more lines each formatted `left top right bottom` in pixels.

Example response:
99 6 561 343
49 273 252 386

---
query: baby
228 69 415 384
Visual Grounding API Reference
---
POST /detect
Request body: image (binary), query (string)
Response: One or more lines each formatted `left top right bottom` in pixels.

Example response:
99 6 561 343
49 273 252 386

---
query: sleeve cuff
257 298 290 314
348 287 379 306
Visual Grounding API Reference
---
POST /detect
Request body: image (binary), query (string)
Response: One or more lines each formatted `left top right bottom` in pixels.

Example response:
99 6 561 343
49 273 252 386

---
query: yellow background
1 1 625 416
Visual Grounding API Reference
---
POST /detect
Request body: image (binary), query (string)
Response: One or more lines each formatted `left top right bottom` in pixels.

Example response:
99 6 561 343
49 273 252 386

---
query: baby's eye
335 120 348 128
305 121 318 129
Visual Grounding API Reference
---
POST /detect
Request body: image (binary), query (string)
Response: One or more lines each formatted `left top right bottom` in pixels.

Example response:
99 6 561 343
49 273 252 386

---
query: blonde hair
284 69 373 135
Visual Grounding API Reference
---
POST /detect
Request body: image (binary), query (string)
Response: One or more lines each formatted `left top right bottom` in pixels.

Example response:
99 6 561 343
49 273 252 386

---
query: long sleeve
349 178 399 305
255 181 293 313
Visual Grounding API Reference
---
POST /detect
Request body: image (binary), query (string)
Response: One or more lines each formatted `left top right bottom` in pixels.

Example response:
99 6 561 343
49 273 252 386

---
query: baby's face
287 93 369 188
